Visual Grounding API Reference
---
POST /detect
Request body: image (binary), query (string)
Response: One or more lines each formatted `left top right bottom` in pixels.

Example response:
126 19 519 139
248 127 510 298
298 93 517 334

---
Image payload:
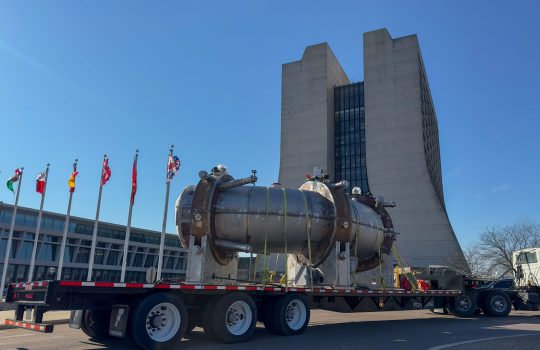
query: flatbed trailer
5 280 461 349
3 170 529 349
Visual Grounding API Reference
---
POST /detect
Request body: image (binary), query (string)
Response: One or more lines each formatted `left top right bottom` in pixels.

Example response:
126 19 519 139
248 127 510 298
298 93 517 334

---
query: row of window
0 210 180 248
0 263 185 284
0 239 185 270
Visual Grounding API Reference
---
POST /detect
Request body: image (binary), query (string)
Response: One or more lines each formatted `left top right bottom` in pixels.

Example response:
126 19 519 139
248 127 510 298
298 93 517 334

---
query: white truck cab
513 248 540 288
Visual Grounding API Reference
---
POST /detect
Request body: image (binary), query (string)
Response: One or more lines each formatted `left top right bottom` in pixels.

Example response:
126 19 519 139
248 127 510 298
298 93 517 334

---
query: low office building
0 203 186 286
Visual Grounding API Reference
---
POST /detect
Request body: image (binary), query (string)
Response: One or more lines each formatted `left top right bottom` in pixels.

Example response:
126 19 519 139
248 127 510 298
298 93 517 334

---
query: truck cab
513 248 540 289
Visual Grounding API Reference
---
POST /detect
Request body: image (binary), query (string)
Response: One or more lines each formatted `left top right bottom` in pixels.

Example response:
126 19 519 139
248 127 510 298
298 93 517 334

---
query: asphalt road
1 309 539 350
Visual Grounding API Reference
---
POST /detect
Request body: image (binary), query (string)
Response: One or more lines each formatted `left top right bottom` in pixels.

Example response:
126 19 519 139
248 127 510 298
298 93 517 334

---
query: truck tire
269 293 310 336
208 292 257 343
482 291 512 317
129 292 188 350
80 309 112 340
184 309 200 337
201 296 218 340
449 291 477 317
261 298 278 334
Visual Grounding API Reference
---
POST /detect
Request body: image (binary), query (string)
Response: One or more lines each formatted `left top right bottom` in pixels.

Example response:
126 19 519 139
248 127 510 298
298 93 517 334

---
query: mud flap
109 305 129 338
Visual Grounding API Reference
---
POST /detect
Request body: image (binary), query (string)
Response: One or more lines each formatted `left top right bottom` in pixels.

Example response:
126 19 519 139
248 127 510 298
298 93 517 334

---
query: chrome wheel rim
285 299 307 331
225 301 252 336
145 302 181 342
491 295 507 313
456 295 472 312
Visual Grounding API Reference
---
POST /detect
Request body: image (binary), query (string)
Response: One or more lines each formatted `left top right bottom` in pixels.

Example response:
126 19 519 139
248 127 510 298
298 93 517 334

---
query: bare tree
463 245 490 276
476 218 540 276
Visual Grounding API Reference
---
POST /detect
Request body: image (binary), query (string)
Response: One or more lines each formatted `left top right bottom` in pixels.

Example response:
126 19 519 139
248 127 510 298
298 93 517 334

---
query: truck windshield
516 252 538 264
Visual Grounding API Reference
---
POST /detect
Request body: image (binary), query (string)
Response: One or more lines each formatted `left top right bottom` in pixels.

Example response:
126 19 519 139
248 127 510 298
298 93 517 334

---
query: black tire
80 309 112 340
129 292 188 350
448 291 477 317
261 298 278 334
201 296 218 340
269 293 310 336
184 309 199 337
482 291 512 317
208 292 257 344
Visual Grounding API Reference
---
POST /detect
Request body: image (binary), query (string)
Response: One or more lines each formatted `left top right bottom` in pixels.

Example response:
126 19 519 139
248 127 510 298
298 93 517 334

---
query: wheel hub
225 301 252 336
458 296 471 311
145 303 180 342
492 296 507 312
285 299 307 331
286 302 297 321
148 313 165 329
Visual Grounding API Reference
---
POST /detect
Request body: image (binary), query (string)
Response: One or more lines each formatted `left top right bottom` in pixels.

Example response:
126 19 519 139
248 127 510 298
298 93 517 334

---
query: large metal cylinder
176 172 396 271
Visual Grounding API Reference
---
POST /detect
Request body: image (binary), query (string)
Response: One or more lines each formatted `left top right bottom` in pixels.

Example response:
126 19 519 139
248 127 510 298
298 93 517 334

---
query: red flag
36 172 46 194
130 155 137 205
101 158 111 185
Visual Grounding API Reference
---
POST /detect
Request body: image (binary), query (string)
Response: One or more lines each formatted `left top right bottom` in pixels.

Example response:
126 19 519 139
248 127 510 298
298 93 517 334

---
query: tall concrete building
279 28 467 269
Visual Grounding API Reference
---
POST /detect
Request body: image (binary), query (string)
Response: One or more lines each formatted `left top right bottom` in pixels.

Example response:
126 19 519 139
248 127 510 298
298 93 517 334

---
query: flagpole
121 150 138 283
87 155 106 282
157 145 173 281
27 164 50 282
57 159 77 280
0 167 24 300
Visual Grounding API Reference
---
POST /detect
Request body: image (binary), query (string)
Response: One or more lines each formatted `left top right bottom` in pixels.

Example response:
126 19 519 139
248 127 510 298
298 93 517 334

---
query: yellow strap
282 187 288 288
252 254 258 281
300 190 313 288
391 244 417 291
262 187 269 283
351 203 359 258
377 223 385 289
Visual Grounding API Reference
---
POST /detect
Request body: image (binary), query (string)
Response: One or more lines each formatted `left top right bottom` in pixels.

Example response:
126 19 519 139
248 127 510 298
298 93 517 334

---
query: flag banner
35 172 47 194
130 155 138 205
6 169 22 193
102 158 111 185
68 167 79 193
166 155 180 182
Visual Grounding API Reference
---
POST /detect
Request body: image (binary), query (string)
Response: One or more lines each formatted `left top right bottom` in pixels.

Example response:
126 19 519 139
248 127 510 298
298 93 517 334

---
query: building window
334 82 370 193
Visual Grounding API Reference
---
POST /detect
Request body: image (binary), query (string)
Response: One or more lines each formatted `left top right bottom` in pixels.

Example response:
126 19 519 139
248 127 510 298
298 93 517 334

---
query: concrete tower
279 43 350 186
278 29 467 269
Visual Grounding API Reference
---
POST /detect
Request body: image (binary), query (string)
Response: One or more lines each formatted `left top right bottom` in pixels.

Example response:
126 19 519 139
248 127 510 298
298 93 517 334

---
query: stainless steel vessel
176 171 396 272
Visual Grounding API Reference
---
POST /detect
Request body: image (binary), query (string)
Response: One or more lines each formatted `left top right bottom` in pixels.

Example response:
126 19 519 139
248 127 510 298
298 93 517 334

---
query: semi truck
3 169 539 350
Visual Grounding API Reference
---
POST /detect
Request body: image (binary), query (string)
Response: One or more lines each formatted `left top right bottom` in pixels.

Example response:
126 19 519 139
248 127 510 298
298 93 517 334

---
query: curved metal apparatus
176 170 396 272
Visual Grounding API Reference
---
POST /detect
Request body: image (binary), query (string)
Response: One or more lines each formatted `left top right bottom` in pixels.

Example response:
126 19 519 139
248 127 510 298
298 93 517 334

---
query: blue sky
0 1 538 249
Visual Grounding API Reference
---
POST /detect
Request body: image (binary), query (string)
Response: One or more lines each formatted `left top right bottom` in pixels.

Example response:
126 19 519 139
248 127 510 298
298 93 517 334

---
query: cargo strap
350 203 360 258
262 187 270 284
299 189 314 288
377 223 385 289
281 188 288 288
391 244 417 292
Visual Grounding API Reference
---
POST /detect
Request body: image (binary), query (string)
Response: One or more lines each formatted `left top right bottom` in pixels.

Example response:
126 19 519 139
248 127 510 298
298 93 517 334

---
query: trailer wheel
208 292 257 343
184 309 200 337
449 291 477 317
482 291 512 317
80 309 112 340
201 296 218 340
261 298 278 334
270 293 310 336
129 292 187 350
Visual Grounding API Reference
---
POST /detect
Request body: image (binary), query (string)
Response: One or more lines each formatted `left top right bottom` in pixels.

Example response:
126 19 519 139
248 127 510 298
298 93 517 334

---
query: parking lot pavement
0 309 539 350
